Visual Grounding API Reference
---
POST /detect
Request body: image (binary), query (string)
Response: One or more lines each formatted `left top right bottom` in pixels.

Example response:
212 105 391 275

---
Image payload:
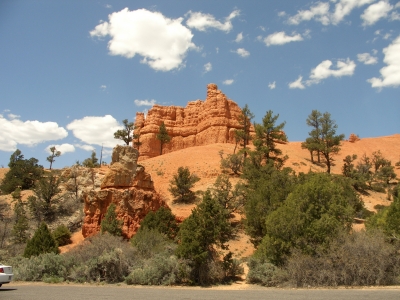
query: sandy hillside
141 134 400 219
2 134 400 258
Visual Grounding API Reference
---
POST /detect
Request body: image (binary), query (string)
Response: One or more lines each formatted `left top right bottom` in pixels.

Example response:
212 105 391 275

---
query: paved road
1 283 400 300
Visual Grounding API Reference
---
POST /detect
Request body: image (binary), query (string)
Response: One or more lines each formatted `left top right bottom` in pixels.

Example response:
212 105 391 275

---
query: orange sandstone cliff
82 145 166 239
134 83 248 160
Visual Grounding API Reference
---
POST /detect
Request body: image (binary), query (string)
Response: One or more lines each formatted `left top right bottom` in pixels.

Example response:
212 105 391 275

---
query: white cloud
331 0 375 25
287 0 375 25
67 115 124 148
357 52 378 64
134 99 156 107
90 8 196 71
383 33 392 39
288 2 330 25
204 62 212 73
289 76 305 89
361 1 393 26
186 9 240 33
307 58 356 85
75 144 95 152
0 115 68 152
268 81 276 89
263 31 303 46
391 11 400 21
223 79 234 85
235 32 243 43
368 35 400 88
45 143 75 155
100 85 107 91
234 48 250 57
8 113 20 120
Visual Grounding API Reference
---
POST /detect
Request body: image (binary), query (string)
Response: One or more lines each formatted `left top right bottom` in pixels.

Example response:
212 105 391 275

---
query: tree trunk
326 155 331 174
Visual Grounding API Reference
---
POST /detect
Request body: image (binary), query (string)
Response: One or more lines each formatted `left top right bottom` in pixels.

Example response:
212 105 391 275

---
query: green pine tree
253 110 288 168
23 222 59 257
11 188 30 244
168 167 200 203
139 206 179 240
101 203 123 236
234 104 254 157
176 190 232 284
156 122 171 155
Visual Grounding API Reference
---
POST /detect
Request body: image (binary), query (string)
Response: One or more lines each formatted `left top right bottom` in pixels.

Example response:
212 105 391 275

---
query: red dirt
1 134 399 257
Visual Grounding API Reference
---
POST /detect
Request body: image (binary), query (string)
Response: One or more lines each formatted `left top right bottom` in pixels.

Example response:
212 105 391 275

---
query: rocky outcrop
134 83 249 160
81 146 165 239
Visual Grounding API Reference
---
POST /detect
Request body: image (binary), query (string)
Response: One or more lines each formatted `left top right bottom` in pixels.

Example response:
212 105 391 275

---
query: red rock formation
82 145 166 239
134 83 250 160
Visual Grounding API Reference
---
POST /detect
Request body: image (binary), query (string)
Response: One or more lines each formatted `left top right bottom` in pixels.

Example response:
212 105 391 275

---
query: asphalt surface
1 283 400 300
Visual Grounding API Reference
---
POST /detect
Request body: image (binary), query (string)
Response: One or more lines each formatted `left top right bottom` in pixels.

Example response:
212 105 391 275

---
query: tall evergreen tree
176 191 232 284
23 222 59 257
46 146 61 170
253 110 288 168
301 110 322 163
28 172 61 224
234 104 254 157
319 112 345 174
156 122 171 155
11 188 30 244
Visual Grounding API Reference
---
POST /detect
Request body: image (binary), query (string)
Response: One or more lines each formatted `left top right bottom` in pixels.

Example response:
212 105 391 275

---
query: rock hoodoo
82 145 165 239
134 83 247 160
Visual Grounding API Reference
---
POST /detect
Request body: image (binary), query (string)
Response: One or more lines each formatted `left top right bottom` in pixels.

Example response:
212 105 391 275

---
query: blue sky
1 0 399 168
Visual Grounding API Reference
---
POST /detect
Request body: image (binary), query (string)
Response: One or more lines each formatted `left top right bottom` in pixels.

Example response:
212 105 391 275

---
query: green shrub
247 257 288 286
101 203 122 236
131 228 176 260
138 206 179 240
42 275 65 284
286 230 400 287
24 222 59 258
0 149 43 194
11 252 69 281
257 173 356 265
65 233 136 283
371 183 386 193
168 167 200 203
52 224 71 246
125 254 190 286
374 204 386 211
